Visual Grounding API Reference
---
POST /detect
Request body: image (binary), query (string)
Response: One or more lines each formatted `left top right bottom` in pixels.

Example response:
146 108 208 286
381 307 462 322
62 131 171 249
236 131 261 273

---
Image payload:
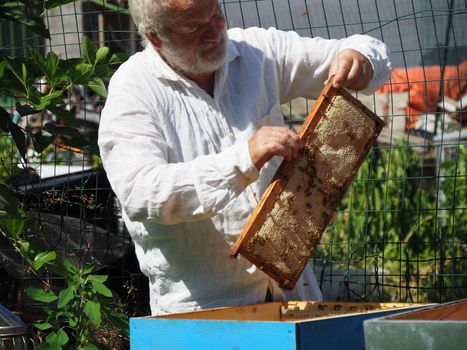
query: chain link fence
1 0 465 316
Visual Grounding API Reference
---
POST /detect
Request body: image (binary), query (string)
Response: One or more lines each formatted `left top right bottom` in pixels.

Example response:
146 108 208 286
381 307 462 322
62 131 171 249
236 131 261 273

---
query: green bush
1 1 130 348
317 141 466 302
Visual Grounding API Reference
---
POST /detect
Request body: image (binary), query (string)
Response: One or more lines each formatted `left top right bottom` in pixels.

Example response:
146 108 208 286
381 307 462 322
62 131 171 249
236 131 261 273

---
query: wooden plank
152 302 282 321
386 299 467 321
280 301 427 320
229 81 384 289
141 301 426 322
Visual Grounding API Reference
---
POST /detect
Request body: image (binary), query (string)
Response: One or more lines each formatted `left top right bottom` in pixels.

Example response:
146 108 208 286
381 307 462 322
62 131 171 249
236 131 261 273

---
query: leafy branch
0 182 129 349
1 1 131 348
0 37 128 160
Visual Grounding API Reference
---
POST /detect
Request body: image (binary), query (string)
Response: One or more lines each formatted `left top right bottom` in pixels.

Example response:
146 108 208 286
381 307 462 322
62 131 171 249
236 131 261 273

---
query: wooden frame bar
229 81 385 289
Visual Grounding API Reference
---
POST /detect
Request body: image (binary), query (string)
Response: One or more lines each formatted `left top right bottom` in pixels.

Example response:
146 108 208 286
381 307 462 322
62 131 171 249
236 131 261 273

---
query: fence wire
0 0 466 314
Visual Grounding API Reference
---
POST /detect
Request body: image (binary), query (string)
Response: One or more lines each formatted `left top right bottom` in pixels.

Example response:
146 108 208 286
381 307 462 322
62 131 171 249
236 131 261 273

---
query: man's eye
183 26 200 34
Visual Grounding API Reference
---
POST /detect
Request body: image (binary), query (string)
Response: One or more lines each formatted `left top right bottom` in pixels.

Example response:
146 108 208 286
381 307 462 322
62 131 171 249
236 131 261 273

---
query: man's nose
203 17 225 42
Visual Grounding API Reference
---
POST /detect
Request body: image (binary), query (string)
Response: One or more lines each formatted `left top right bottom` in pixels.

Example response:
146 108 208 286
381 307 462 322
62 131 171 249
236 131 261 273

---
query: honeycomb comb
229 81 384 289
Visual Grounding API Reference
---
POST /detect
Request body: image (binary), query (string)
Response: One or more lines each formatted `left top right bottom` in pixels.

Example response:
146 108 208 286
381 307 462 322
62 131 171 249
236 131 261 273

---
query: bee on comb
229 81 384 290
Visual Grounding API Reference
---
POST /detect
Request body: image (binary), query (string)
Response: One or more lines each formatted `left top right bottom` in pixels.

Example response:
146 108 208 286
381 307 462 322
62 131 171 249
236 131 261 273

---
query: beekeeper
98 0 391 315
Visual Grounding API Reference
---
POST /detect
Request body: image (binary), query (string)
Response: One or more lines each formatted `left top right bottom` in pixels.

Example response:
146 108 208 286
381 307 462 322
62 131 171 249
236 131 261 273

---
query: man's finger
344 58 361 87
332 56 352 88
248 126 303 170
325 58 338 85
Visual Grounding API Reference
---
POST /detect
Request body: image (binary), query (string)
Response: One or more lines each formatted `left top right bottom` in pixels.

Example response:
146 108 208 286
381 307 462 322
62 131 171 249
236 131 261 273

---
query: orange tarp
376 60 467 129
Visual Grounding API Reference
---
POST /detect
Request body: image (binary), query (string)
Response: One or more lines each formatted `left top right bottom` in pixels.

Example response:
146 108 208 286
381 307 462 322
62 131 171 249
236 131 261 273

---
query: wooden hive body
229 82 385 289
131 302 428 350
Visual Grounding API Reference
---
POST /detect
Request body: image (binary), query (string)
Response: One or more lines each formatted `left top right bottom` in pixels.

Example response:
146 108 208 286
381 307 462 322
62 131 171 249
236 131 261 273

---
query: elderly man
98 0 391 315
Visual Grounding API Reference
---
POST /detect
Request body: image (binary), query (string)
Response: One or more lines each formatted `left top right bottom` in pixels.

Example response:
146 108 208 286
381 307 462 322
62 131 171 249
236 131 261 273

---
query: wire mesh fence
0 0 466 317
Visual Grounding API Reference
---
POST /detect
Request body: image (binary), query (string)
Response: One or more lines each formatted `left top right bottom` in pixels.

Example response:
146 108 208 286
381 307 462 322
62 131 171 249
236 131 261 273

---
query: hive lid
0 304 29 336
229 81 384 289
0 304 25 328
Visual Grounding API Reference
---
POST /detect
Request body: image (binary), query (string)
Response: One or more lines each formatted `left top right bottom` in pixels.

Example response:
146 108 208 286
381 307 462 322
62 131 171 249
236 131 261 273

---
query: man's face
157 0 227 76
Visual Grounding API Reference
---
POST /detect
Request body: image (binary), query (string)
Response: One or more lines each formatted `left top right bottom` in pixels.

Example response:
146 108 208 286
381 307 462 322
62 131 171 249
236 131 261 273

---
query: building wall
46 1 84 59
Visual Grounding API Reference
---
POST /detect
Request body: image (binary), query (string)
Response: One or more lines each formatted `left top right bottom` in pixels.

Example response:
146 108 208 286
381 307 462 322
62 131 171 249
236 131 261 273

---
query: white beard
159 30 228 75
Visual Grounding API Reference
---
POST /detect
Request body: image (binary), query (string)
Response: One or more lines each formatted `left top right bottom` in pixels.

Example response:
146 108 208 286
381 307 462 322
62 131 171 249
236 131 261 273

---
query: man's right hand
248 126 303 170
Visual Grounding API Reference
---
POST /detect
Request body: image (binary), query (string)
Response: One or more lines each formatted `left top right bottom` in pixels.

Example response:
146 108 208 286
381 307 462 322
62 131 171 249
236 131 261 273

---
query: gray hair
128 0 167 41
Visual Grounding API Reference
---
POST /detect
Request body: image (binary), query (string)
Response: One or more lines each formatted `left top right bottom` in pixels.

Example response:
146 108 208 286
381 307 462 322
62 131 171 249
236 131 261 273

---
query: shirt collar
146 37 240 83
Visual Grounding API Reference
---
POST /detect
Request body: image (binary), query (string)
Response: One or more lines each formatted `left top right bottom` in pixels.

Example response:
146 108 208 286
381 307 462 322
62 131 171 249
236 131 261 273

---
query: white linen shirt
98 27 391 315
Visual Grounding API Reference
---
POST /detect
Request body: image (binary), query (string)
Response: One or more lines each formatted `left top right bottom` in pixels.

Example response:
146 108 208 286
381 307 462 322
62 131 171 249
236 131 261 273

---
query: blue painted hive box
130 301 426 349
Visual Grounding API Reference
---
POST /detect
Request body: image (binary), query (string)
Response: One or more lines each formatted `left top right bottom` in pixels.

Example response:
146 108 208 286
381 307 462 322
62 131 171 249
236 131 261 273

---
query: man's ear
147 32 162 49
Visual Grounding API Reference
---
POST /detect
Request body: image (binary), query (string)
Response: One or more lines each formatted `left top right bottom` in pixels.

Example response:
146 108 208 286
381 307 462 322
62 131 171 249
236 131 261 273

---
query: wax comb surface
229 82 384 289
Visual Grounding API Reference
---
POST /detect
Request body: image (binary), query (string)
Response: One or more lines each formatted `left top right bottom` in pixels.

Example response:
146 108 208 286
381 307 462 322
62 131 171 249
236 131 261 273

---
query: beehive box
130 301 427 350
365 299 467 350
229 82 384 289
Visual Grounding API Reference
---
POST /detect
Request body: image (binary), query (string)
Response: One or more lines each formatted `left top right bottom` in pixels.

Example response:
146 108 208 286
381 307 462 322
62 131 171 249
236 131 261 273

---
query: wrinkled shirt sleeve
255 28 391 101
98 88 259 225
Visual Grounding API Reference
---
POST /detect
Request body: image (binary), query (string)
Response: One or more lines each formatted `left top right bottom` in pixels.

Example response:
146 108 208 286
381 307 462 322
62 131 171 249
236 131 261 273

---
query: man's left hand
327 49 373 91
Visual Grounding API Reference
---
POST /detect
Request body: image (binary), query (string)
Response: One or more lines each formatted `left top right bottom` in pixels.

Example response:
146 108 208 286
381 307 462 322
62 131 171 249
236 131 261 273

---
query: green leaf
43 127 88 151
0 217 26 238
92 282 112 297
47 105 77 127
107 311 129 336
39 89 64 105
45 0 78 10
6 60 27 90
109 52 130 65
29 46 47 75
25 287 58 303
0 61 6 79
95 46 110 64
78 343 99 350
36 341 60 350
0 106 10 132
46 328 69 346
92 63 112 79
82 262 96 275
82 36 96 65
60 135 87 149
15 102 38 117
57 286 74 308
47 263 68 279
68 316 78 327
51 64 69 84
70 62 93 84
84 300 101 327
0 4 50 39
58 57 81 76
8 123 27 160
45 51 59 79
28 88 44 108
62 257 78 274
86 76 107 97
87 274 107 283
32 130 55 154
33 251 57 270
21 62 28 83
34 322 53 331
45 123 81 139
53 310 72 321
0 182 20 215
16 239 32 258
